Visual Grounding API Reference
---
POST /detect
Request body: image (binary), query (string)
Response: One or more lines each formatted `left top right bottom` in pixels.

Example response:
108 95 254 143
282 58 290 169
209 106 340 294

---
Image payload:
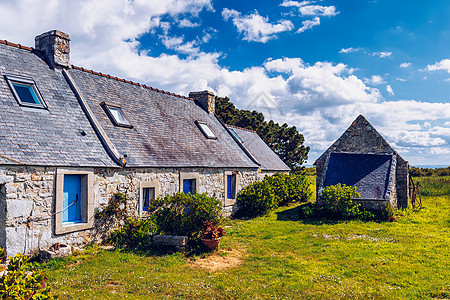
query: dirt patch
189 248 246 272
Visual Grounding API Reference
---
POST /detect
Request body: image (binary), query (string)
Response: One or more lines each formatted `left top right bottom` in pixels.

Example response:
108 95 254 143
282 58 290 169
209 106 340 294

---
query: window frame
224 171 240 206
4 75 47 109
101 101 133 128
55 169 94 235
195 121 217 139
179 172 199 194
228 128 243 143
139 180 159 216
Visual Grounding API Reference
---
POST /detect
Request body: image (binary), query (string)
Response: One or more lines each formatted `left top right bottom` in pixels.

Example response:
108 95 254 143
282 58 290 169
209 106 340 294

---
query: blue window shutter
227 175 233 199
63 174 82 222
143 188 150 211
183 179 196 194
183 179 191 194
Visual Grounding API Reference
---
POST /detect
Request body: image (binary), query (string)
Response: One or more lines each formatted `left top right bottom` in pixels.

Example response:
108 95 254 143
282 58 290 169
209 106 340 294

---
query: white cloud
400 62 411 68
280 1 339 17
178 19 200 28
339 47 360 54
222 8 294 43
386 85 394 96
364 75 385 85
396 78 407 82
427 59 450 73
160 35 201 55
297 17 320 33
371 51 392 58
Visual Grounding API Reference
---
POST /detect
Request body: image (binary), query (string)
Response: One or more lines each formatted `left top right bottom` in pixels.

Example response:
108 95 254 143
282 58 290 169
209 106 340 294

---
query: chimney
189 90 215 114
35 30 70 69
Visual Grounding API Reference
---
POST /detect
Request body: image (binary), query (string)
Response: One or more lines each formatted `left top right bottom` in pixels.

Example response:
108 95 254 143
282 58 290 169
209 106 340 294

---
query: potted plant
200 221 225 250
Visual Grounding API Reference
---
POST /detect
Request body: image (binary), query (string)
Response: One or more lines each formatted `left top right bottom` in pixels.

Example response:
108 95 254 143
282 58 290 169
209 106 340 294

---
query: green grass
413 176 450 196
37 176 450 299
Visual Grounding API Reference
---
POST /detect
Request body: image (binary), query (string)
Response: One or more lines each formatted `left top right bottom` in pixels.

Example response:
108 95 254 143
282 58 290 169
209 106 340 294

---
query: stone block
39 244 72 261
6 199 33 219
152 235 188 251
0 175 13 185
5 226 27 256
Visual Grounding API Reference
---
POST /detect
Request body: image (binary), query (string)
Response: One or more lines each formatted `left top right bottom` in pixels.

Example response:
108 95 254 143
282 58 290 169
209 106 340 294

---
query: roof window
101 101 133 128
5 75 47 109
195 121 216 139
228 128 243 143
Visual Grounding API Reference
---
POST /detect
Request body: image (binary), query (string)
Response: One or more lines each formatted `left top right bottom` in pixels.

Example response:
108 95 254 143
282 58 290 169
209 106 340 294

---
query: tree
215 96 309 172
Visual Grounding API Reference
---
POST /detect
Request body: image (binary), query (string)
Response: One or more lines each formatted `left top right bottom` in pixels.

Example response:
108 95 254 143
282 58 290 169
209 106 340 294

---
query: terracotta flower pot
201 237 221 250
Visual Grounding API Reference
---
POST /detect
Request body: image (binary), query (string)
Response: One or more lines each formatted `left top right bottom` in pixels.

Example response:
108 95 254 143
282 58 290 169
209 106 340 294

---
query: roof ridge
226 124 256 133
71 65 195 101
0 39 34 51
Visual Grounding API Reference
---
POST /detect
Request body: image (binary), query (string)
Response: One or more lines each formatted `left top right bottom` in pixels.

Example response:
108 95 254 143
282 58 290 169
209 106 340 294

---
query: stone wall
0 165 259 256
396 157 409 208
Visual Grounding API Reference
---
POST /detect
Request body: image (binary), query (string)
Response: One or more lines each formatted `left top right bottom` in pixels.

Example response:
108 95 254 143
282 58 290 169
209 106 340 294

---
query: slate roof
67 68 258 168
0 42 117 167
324 153 393 200
225 125 290 171
314 115 405 166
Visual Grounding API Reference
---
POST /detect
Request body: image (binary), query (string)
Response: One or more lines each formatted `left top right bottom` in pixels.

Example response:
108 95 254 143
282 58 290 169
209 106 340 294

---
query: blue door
63 174 82 223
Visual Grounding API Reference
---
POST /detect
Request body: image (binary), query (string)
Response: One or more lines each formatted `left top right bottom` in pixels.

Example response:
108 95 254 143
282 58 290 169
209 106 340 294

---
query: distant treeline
409 166 450 177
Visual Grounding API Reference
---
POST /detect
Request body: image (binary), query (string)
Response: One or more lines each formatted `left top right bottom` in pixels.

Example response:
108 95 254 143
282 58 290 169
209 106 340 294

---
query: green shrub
235 173 312 219
267 173 312 206
0 248 54 299
299 184 395 221
106 217 156 250
234 180 277 219
150 193 223 238
320 183 362 219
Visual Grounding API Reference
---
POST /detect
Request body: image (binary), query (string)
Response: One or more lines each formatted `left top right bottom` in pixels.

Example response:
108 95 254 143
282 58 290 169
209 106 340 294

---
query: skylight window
5 75 47 109
228 128 243 143
101 101 133 128
195 121 216 139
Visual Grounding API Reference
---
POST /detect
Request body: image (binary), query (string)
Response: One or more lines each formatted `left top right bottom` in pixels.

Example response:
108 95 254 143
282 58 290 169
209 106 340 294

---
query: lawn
37 176 450 299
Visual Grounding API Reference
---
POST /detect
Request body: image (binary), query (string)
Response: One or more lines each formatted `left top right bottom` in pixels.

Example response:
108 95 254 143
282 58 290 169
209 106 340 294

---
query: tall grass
413 176 450 196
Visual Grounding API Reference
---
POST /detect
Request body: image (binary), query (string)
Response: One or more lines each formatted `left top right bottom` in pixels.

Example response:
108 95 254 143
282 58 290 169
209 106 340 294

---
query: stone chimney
35 30 70 69
189 90 215 114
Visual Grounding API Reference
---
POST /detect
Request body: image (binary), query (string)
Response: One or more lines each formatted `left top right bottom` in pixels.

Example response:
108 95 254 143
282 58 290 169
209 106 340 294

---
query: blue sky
0 0 449 166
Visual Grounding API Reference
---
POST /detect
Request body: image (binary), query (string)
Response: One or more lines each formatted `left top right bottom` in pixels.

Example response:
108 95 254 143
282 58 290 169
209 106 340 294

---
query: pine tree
215 96 309 173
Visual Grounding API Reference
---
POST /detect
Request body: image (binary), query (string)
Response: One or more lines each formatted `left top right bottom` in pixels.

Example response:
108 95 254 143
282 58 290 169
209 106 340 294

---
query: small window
101 101 133 128
196 121 216 139
228 128 243 143
5 75 47 108
139 181 159 215
142 187 155 211
183 179 196 194
55 169 94 235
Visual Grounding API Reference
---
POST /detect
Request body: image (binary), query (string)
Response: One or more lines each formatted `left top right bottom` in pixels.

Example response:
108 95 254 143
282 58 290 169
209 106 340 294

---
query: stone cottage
314 115 409 210
0 30 288 256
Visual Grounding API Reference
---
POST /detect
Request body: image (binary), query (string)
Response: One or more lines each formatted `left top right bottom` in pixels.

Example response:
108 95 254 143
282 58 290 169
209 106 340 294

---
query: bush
234 180 276 219
235 173 312 219
299 184 395 221
0 247 54 299
320 183 362 219
267 173 312 206
106 217 156 250
150 193 223 238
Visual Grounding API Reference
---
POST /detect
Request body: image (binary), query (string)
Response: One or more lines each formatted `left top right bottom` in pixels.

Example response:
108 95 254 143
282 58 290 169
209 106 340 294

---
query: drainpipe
62 69 126 167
